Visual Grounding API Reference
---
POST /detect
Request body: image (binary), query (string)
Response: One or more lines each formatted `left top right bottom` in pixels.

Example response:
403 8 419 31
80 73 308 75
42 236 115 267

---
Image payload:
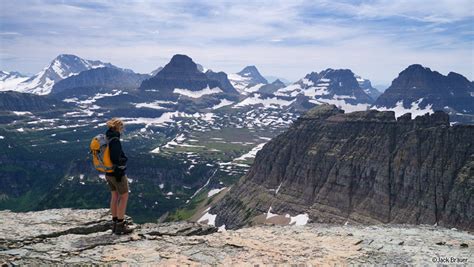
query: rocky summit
0 208 472 265
211 104 474 231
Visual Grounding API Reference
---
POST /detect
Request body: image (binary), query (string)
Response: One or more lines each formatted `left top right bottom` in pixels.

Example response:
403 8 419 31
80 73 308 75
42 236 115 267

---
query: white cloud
0 0 472 85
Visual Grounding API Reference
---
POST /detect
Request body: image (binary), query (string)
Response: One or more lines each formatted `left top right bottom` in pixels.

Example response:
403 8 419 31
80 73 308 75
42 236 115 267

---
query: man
105 118 132 235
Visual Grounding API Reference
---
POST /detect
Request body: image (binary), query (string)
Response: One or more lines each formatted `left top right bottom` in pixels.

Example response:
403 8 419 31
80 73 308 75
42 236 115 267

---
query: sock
112 217 118 222
117 218 124 223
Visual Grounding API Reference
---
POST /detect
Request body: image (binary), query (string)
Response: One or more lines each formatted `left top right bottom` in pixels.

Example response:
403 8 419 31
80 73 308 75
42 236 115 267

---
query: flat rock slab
0 209 472 265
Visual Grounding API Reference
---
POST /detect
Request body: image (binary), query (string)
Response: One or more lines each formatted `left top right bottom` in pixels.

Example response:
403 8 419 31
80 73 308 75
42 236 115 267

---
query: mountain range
3 53 473 124
0 53 473 226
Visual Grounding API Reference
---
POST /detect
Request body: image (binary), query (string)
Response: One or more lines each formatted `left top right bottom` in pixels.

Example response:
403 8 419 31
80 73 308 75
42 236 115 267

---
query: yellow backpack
90 134 116 173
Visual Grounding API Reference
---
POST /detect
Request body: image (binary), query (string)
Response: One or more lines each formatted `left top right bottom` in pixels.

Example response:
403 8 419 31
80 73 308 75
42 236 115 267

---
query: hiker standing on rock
105 118 133 235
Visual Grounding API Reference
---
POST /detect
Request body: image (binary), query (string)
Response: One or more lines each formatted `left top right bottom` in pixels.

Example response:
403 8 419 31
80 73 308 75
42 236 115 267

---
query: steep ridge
211 105 474 230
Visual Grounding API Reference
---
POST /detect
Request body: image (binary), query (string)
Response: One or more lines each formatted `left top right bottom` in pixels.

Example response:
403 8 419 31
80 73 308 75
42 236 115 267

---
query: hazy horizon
1 0 473 85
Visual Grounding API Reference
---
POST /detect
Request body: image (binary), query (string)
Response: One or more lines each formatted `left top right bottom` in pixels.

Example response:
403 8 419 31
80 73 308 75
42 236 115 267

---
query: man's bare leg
110 191 119 217
117 192 129 220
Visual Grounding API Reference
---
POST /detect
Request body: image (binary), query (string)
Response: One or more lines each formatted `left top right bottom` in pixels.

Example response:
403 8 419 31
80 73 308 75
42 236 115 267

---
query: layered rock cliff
212 105 474 230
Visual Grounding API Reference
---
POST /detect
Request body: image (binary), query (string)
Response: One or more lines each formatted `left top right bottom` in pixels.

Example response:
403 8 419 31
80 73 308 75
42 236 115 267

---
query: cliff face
212 105 474 230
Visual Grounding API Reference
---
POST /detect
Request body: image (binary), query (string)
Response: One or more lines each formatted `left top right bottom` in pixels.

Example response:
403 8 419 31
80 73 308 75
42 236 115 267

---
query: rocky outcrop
212 104 474 230
0 208 471 265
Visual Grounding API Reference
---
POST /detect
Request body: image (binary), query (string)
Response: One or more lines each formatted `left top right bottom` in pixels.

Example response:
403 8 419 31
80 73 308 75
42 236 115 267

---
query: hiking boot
106 220 117 234
112 221 117 234
115 221 133 235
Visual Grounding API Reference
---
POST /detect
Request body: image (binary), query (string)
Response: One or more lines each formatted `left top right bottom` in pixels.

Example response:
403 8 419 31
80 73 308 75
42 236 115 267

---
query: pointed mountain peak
238 65 258 73
16 54 116 95
237 65 268 84
238 65 260 76
272 79 285 86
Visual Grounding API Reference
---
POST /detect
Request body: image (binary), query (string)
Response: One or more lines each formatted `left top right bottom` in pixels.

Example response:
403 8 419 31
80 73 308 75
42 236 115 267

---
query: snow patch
266 207 278 219
234 143 266 161
197 211 217 226
289 213 309 226
211 99 234 109
372 98 434 118
234 94 295 108
173 85 222 98
207 187 226 198
12 111 33 116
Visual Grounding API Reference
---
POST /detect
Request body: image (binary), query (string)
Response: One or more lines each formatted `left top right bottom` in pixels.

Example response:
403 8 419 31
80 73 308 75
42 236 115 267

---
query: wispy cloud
0 0 472 84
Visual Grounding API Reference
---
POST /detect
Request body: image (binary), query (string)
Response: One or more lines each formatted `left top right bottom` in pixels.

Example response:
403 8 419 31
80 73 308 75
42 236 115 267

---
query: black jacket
106 129 128 179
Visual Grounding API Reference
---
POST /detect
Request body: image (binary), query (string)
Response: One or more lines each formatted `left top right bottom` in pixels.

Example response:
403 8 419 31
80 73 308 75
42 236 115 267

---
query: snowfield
173 86 222 98
211 99 234 109
372 98 434 118
234 94 295 108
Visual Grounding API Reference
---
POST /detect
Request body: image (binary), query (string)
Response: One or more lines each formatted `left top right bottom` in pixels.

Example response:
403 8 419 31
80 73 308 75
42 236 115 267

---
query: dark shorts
105 174 129 195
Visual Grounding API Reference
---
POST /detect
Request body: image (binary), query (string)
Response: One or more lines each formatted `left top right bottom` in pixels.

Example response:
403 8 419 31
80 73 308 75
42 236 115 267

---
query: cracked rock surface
0 208 472 265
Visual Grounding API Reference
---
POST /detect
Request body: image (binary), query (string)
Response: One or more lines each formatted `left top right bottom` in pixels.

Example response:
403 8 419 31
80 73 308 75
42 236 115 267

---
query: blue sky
0 0 473 85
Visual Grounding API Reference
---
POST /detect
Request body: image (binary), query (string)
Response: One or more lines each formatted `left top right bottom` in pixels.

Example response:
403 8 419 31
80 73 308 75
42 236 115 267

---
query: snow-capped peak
13 54 116 95
0 70 30 92
228 65 268 95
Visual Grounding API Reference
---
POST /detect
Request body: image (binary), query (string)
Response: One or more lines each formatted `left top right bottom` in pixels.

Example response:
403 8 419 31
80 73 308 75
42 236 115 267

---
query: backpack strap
106 136 119 144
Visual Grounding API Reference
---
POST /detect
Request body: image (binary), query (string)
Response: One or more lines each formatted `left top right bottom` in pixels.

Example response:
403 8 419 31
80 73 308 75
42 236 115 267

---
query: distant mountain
0 91 68 112
0 71 29 92
205 70 239 95
265 76 290 85
228 66 268 95
139 54 225 100
372 64 474 120
51 67 150 97
274 68 373 113
355 76 381 101
14 54 116 95
258 79 286 94
150 63 205 77
237 66 268 84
